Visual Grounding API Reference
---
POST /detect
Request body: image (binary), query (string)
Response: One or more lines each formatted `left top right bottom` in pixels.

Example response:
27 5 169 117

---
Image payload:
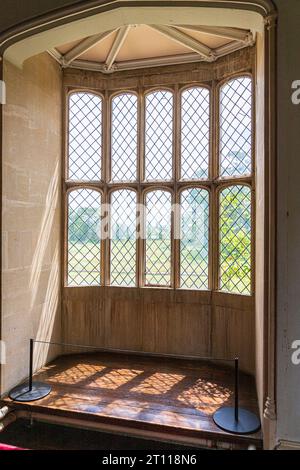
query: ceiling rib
104 25 131 71
66 39 249 74
175 25 253 44
47 48 63 63
214 40 249 57
150 24 215 62
62 30 113 66
70 52 204 73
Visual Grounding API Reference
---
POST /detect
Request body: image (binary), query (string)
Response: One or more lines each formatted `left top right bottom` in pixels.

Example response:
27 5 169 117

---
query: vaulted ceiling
49 24 255 73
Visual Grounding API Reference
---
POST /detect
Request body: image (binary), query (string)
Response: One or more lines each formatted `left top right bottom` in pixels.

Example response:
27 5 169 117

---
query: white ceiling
50 23 254 73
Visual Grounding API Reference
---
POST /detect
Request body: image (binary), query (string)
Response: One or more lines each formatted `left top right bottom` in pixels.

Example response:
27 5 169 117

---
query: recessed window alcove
0 0 276 449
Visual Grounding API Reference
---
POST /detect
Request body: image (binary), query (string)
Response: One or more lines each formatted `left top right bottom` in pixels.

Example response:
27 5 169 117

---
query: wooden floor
3 352 262 449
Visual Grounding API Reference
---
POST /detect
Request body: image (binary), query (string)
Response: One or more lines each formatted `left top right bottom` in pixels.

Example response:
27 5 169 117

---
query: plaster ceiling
51 23 254 73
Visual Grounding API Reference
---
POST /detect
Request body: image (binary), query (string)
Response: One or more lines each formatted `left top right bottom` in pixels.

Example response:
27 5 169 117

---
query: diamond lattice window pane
68 189 101 286
220 77 252 177
145 91 173 181
110 190 136 286
219 185 251 294
181 87 210 180
145 191 171 286
68 92 102 181
180 189 209 289
111 93 138 182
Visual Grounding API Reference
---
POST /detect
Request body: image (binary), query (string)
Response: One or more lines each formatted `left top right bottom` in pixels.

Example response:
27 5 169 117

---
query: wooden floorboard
2 352 262 449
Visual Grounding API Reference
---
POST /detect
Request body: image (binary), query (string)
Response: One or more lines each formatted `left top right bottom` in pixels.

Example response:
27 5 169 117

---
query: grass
67 241 249 293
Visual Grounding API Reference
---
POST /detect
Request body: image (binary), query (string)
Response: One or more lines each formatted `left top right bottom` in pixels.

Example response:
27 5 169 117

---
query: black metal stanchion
213 357 261 435
234 357 239 422
9 339 52 402
29 338 33 392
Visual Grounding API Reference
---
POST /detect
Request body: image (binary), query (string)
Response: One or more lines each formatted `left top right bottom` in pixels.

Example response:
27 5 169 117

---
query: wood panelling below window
63 287 254 374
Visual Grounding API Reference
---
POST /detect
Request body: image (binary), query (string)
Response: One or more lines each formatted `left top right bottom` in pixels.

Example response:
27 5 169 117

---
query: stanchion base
9 382 52 402
213 407 261 435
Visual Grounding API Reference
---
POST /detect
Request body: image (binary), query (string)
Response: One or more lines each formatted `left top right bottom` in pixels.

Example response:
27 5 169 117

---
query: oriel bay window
66 74 253 295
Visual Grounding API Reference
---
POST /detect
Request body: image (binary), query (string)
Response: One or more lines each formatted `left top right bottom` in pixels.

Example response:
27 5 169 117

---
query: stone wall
1 52 62 393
